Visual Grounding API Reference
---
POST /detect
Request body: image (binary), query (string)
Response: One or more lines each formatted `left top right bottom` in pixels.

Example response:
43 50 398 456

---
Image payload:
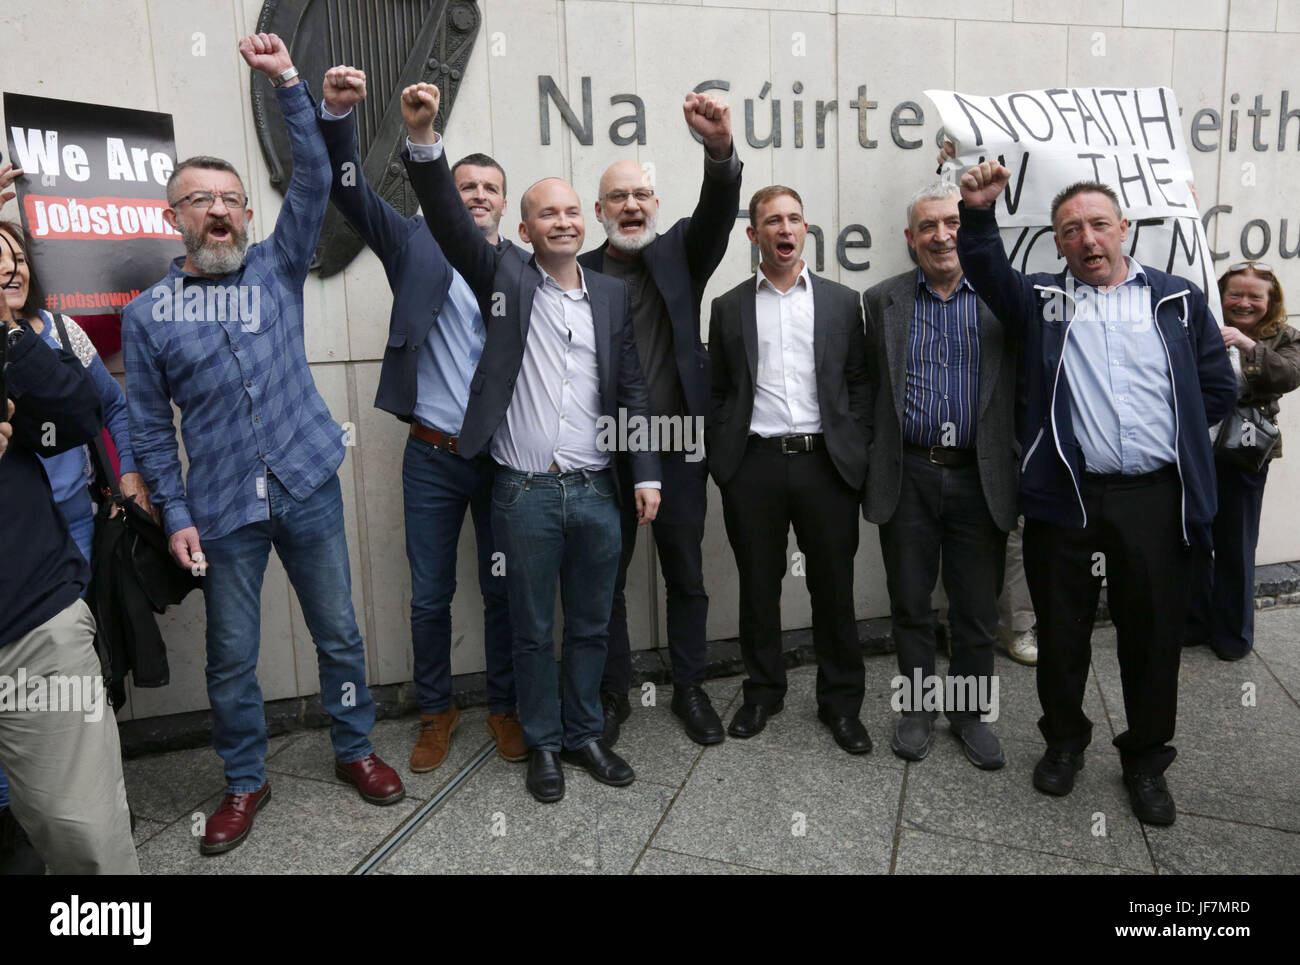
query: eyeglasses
173 191 247 210
1227 260 1274 274
602 188 655 205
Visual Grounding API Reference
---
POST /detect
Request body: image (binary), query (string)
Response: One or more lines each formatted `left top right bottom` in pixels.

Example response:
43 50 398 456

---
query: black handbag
1214 403 1279 472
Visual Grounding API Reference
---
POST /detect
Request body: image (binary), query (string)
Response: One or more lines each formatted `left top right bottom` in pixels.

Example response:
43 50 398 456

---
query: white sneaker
1005 627 1038 666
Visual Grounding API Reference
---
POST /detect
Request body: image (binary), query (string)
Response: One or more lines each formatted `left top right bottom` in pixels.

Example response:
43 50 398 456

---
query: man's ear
1054 235 1063 259
1119 218 1129 243
518 220 530 244
594 200 603 223
904 226 916 250
745 224 757 245
163 207 180 232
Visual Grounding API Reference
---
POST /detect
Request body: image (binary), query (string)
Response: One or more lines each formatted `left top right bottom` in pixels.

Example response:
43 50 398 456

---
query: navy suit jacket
577 153 742 423
317 108 523 422
402 146 660 501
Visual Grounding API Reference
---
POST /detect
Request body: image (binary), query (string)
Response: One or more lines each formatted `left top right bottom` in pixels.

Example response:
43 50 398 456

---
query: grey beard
601 211 657 254
181 221 249 276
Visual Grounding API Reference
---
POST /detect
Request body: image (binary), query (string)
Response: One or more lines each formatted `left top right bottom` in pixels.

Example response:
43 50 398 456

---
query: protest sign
924 86 1222 321
4 93 178 314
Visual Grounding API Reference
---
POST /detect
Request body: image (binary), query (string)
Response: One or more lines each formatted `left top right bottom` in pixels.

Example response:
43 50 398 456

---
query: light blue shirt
412 269 485 436
1061 257 1177 474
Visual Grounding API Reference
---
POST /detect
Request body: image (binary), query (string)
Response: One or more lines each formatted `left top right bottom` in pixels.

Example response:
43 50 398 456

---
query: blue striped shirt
123 82 343 540
903 269 982 449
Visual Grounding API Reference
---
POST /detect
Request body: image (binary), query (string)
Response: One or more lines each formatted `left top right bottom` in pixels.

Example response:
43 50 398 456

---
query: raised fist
960 160 1011 210
323 65 367 114
238 33 294 82
683 92 732 157
401 83 441 144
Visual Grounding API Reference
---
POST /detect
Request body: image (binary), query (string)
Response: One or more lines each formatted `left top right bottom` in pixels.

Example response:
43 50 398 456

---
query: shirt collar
538 261 590 300
1066 255 1145 292
915 267 974 299
755 262 811 294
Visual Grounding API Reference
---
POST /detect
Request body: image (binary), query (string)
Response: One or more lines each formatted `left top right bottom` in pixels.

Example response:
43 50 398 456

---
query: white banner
924 86 1222 322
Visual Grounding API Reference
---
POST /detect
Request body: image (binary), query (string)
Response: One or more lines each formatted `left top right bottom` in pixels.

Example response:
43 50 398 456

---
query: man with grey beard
123 37 404 858
577 92 742 747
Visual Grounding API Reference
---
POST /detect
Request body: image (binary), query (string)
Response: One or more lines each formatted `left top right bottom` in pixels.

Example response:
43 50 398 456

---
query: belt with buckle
749 433 824 454
905 442 976 467
411 422 459 453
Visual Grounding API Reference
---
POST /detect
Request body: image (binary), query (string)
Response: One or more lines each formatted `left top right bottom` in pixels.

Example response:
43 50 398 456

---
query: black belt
905 443 976 467
749 433 824 454
1083 464 1179 487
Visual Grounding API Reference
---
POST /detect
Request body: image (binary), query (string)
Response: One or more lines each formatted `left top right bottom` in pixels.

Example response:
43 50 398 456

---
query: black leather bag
1214 404 1279 473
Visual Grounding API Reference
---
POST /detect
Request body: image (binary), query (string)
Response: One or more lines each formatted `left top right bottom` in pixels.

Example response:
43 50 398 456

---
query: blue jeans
402 436 514 714
491 468 621 752
201 473 374 793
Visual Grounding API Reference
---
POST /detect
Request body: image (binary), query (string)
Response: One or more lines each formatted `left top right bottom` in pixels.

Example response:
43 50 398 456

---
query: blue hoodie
956 202 1235 547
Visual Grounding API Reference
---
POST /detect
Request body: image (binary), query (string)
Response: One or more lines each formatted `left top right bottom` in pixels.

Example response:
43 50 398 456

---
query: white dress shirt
749 263 822 437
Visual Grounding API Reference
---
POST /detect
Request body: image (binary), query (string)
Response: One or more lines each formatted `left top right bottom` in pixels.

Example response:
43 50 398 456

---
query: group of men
0 31 1235 871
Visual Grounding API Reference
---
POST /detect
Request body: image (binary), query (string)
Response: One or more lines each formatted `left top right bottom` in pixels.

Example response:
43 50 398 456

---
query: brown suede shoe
486 711 528 762
200 782 271 856
409 706 460 773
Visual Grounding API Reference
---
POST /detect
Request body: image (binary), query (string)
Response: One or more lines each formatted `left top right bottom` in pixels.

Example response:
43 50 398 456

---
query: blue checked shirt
123 82 343 541
903 269 982 449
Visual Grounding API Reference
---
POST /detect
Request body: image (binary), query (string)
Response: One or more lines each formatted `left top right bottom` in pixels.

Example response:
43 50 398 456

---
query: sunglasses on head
1228 260 1274 275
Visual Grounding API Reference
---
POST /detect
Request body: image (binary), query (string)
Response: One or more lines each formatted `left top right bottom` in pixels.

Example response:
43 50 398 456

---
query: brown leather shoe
200 782 271 856
486 711 528 762
409 706 460 773
335 753 406 805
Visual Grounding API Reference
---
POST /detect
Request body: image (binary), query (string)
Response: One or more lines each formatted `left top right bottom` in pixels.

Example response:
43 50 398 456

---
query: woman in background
1189 262 1300 660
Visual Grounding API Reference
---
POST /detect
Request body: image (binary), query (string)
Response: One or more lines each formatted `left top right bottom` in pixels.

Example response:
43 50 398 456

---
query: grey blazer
861 269 1018 532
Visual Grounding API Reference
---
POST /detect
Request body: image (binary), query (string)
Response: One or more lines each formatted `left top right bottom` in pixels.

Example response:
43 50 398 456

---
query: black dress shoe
1123 771 1176 826
727 699 783 739
525 750 565 803
601 692 631 748
559 740 635 787
1033 748 1085 796
671 685 725 745
817 709 873 754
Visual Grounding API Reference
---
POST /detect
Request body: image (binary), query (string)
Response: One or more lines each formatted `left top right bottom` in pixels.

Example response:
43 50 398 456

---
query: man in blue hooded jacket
955 160 1234 826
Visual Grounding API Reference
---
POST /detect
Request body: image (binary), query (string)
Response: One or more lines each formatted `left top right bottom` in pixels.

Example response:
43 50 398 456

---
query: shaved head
520 177 573 221
598 160 650 200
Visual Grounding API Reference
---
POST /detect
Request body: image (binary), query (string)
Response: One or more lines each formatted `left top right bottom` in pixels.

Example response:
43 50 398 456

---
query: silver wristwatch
270 66 299 88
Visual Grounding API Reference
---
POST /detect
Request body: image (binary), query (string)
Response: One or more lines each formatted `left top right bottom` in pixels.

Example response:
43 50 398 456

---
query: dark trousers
719 444 864 717
604 451 710 693
1023 467 1189 775
403 437 513 714
1188 457 1269 658
878 454 1006 724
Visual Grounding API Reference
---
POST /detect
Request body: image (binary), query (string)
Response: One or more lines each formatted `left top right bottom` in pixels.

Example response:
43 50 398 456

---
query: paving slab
1252 607 1300 704
1145 812 1300 875
893 828 1132 874
377 756 675 874
900 732 1155 872
649 721 902 874
135 773 419 874
607 676 742 788
633 847 777 875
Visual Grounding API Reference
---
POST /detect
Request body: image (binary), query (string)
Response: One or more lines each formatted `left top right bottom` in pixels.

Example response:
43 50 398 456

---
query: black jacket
706 271 871 489
577 152 743 423
0 329 102 646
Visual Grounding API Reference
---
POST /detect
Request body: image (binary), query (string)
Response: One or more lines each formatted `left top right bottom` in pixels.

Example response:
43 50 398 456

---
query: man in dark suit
577 92 742 748
706 186 871 753
862 181 1018 770
315 66 525 775
400 83 661 804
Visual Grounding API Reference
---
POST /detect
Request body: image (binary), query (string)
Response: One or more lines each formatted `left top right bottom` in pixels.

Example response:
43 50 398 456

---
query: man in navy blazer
316 66 525 775
577 92 742 748
400 82 661 804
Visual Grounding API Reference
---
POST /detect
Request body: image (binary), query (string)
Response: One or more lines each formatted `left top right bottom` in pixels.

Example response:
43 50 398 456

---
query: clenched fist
960 160 1011 210
401 83 441 144
683 92 733 159
323 65 367 114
